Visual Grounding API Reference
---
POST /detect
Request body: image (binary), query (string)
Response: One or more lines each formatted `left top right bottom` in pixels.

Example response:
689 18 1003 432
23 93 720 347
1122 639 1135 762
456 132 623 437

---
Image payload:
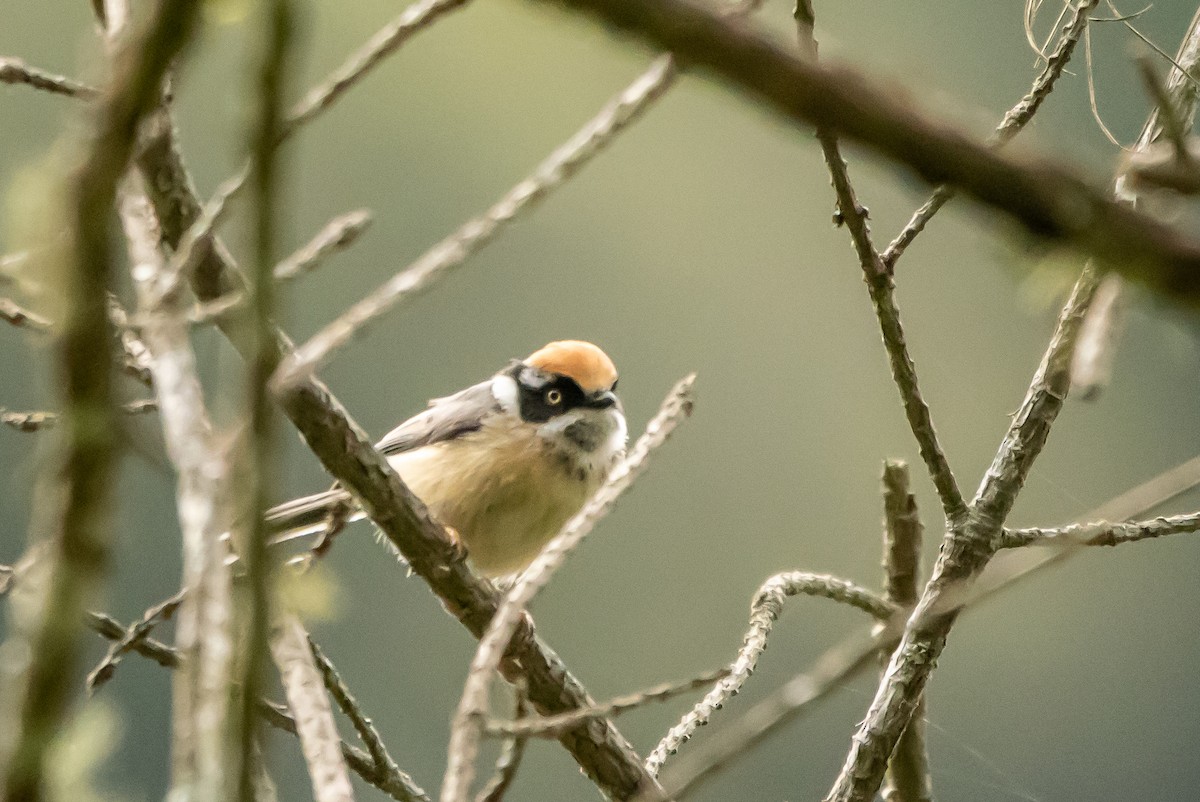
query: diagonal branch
997 511 1200 549
442 376 695 802
0 55 98 98
276 56 677 385
531 0 1200 301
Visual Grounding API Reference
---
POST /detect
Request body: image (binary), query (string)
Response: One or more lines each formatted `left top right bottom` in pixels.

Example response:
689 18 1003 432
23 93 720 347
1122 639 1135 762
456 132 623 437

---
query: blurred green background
4 1 1200 800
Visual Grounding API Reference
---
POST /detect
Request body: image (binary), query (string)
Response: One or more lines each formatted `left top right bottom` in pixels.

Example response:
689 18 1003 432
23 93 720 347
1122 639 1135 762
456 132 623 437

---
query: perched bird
266 340 627 577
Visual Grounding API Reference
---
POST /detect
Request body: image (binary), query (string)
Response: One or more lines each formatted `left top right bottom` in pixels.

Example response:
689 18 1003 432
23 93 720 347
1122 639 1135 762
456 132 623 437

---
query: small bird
266 340 627 577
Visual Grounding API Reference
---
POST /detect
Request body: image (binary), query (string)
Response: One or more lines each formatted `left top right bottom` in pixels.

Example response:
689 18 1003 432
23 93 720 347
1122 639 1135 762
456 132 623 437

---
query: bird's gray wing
374 378 500 456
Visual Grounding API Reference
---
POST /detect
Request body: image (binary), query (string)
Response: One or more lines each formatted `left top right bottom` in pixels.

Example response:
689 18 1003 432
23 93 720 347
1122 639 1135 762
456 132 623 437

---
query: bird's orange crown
525 340 618 394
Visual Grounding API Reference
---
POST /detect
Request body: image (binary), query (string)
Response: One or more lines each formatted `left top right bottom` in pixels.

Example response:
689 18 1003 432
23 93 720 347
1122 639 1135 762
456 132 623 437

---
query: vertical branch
879 462 931 802
0 4 202 800
235 3 295 800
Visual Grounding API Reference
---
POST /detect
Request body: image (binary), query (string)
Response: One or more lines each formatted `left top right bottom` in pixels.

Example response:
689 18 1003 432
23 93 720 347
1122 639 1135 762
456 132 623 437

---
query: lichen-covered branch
0 55 97 98
645 572 893 777
997 511 1200 549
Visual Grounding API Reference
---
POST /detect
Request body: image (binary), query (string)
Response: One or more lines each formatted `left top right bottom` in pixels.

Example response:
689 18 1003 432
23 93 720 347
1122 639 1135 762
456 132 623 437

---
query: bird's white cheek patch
491 374 519 414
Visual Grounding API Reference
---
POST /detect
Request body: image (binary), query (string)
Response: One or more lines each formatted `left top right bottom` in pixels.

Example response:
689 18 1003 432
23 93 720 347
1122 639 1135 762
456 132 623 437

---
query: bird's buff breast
385 422 603 577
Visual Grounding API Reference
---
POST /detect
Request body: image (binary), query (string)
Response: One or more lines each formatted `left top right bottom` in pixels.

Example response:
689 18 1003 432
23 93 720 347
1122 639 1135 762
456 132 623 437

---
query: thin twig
475 685 528 802
0 4 202 799
282 0 473 138
443 375 695 802
486 668 729 739
86 588 185 692
645 573 893 776
275 56 678 385
879 462 931 802
107 296 155 388
0 55 98 98
307 636 414 789
997 511 1200 549
1 399 157 432
883 0 1100 267
0 297 52 332
275 209 373 281
270 614 355 802
796 0 966 524
1136 53 1194 165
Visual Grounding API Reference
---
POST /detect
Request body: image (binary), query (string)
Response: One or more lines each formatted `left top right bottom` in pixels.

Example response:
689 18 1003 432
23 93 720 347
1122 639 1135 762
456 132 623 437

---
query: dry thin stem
878 462 931 802
282 0 472 138
645 573 894 777
307 636 424 798
486 668 729 739
796 0 966 524
276 56 678 385
655 452 1200 800
883 0 1100 267
275 209 372 281
1136 54 1194 165
235 4 295 800
475 686 528 802
998 511 1200 548
443 374 695 802
0 55 98 98
107 296 155 388
0 297 52 332
0 400 156 432
269 614 355 802
0 4 201 798
86 587 185 692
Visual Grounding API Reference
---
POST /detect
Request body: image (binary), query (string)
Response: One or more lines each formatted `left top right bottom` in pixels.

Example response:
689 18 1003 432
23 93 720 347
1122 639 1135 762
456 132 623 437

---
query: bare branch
645 573 893 777
0 55 98 98
86 588 185 692
532 0 1200 300
79 605 429 802
282 0 473 138
275 209 373 281
884 0 1100 266
307 636 424 799
270 615 355 802
796 0 966 524
826 267 1101 802
0 297 52 332
276 56 677 385
998 511 1200 549
0 3 202 798
1 400 157 433
444 375 695 802
475 686 528 802
655 453 1200 800
1136 53 1194 165
486 668 728 739
879 462 931 802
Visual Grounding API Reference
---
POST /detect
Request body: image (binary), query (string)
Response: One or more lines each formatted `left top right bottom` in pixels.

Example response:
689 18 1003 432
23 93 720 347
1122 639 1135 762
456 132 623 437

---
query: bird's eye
545 389 563 406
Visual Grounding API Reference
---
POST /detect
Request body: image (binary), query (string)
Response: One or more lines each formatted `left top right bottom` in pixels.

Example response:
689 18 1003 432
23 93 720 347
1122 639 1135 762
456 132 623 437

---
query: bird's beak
587 390 620 410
